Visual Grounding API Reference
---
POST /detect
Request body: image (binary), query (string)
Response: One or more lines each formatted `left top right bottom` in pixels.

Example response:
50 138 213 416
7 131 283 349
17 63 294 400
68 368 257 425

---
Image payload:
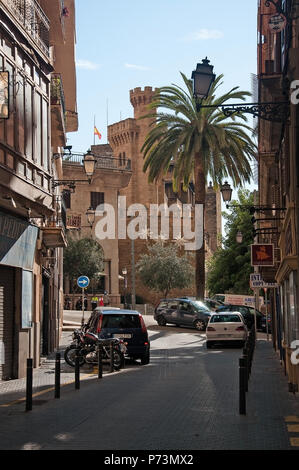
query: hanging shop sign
268 14 287 33
251 243 274 267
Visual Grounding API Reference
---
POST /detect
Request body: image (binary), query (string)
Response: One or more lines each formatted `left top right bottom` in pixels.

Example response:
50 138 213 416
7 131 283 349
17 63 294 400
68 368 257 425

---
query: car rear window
101 314 141 329
210 314 242 323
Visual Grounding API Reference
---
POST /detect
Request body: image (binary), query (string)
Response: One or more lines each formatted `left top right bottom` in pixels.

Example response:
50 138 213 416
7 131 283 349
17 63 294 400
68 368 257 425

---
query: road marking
285 416 299 422
287 424 299 433
290 437 299 447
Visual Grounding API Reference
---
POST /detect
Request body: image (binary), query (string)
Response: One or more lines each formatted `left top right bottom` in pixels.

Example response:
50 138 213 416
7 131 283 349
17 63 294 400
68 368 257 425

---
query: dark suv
86 308 150 365
154 298 212 331
216 304 263 330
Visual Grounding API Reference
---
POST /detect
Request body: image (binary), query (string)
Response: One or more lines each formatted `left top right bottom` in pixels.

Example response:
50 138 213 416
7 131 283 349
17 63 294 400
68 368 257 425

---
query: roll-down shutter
0 267 14 380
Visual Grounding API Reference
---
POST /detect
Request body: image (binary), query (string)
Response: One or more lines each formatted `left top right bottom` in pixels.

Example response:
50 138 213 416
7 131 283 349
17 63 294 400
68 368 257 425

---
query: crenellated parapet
130 86 158 119
108 118 139 148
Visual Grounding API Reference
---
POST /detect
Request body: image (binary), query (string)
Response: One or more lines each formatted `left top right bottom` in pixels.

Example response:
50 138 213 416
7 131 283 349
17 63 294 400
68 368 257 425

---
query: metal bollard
109 342 114 373
243 348 249 392
98 344 103 379
55 352 61 399
26 358 33 412
75 350 80 390
239 357 246 415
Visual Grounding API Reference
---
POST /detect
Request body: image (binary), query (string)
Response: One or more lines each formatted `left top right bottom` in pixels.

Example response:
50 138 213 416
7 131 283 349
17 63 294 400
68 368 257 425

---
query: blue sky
68 0 258 205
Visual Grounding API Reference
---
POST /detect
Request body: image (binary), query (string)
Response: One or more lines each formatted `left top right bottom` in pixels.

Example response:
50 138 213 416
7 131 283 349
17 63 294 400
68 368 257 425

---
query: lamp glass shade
220 181 233 203
236 231 243 244
86 207 95 226
83 151 96 178
122 267 127 276
192 58 216 99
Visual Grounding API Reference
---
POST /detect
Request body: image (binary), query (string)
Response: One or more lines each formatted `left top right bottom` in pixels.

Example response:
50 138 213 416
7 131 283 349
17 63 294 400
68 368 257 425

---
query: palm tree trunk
194 153 205 300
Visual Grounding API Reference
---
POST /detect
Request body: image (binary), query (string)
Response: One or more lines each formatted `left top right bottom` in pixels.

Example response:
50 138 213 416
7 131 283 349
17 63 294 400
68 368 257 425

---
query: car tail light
144 342 149 345
139 314 147 333
96 314 103 333
236 326 245 331
207 326 216 331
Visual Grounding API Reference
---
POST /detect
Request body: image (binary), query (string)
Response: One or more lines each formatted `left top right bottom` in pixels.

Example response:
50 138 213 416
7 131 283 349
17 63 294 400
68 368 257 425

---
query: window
63 190 71 209
210 315 242 323
90 192 104 210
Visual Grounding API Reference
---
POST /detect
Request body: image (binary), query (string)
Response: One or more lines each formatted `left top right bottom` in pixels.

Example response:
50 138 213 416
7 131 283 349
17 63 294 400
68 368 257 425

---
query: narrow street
0 318 298 451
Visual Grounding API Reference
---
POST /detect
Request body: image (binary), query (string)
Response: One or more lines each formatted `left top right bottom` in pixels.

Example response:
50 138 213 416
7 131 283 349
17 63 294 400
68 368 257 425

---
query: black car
86 308 150 365
216 304 263 330
154 298 212 331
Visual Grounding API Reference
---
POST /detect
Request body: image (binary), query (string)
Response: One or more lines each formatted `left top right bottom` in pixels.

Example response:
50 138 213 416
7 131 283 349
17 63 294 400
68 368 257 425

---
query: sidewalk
0 315 157 408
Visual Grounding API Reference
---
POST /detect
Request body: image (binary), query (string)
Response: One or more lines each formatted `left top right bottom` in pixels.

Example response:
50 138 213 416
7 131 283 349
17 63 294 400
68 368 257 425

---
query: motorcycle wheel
112 350 123 371
64 346 85 367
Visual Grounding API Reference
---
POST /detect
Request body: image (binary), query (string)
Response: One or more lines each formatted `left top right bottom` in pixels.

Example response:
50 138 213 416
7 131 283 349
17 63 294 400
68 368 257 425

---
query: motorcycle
64 328 127 370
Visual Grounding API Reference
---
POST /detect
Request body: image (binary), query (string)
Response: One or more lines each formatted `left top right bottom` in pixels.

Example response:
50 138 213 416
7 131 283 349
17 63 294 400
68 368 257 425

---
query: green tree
136 242 194 298
207 189 254 296
63 237 104 291
141 73 256 299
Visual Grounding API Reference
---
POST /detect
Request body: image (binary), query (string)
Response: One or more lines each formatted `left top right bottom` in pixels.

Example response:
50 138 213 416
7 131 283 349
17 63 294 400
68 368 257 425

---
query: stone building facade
257 0 299 391
0 0 77 379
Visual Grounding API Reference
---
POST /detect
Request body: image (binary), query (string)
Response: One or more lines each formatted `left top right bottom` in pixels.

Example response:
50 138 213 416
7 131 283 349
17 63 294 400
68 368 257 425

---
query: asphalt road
0 318 295 452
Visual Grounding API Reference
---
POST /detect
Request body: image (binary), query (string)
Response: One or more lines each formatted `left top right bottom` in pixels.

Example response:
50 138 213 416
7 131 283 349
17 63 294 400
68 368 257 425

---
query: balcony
51 73 66 147
2 0 50 58
63 154 132 172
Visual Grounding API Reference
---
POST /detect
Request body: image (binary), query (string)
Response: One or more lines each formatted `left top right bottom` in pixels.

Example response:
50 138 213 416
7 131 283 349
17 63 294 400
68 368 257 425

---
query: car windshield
101 314 141 329
210 314 242 323
191 301 210 312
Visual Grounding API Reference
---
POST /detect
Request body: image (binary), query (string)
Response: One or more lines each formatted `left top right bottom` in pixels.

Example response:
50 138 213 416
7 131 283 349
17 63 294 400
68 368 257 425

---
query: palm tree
141 73 256 299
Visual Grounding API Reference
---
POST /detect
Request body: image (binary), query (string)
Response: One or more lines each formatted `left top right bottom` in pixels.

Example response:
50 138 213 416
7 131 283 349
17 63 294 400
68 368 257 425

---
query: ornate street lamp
220 181 233 205
192 58 216 100
86 207 96 228
191 58 289 122
52 149 96 190
236 231 243 244
83 150 96 183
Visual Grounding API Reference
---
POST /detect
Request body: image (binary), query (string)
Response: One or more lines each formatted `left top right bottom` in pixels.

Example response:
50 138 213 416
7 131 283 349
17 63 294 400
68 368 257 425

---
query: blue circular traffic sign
77 276 90 289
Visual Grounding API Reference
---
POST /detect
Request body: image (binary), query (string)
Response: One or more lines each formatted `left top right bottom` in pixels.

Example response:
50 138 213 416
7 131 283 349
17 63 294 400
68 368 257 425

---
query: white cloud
125 63 150 71
76 59 100 70
182 29 224 41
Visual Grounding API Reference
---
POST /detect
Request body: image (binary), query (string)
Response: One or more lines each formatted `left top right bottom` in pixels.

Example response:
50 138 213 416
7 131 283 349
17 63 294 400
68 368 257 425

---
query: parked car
204 298 225 311
216 304 263 330
206 312 248 348
154 298 213 331
86 308 150 365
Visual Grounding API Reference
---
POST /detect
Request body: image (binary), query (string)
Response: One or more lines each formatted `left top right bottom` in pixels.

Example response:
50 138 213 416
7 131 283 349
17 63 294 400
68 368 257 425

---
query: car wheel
140 351 150 365
157 315 167 326
193 319 206 331
206 341 213 349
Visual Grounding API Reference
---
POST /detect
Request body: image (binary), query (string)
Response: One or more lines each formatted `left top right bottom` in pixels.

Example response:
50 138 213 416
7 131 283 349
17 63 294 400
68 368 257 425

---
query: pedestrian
91 295 99 310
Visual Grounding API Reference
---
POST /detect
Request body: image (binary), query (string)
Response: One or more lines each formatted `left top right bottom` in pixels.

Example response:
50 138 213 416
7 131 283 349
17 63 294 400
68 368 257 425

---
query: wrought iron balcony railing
2 0 50 58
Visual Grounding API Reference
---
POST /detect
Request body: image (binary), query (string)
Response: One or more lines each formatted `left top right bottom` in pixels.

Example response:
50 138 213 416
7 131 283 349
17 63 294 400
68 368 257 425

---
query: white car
206 311 248 348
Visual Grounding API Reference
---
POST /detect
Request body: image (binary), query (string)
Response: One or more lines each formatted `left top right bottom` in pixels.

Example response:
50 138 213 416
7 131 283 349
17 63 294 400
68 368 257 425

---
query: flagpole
93 115 96 146
106 98 109 144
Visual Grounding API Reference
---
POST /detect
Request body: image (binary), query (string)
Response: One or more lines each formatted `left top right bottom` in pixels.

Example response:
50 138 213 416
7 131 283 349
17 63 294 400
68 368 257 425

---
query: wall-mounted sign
0 71 9 119
251 244 274 267
268 14 287 33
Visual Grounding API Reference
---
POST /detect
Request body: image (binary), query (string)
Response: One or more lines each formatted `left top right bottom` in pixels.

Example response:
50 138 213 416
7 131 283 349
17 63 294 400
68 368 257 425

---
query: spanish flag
94 126 102 140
